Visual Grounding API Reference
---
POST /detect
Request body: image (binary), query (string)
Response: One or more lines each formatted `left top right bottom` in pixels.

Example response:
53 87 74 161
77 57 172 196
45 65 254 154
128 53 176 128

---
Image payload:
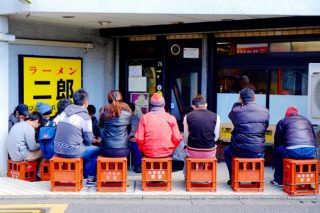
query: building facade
0 0 320 175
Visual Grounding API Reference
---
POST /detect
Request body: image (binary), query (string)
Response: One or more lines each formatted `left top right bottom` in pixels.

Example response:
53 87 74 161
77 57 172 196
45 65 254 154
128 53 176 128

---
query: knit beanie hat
240 88 255 103
150 93 165 107
36 102 52 115
285 106 298 117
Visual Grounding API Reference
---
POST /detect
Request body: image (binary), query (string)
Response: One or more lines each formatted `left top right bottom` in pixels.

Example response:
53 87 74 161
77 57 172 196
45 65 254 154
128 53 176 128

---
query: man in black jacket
271 106 318 186
224 88 269 185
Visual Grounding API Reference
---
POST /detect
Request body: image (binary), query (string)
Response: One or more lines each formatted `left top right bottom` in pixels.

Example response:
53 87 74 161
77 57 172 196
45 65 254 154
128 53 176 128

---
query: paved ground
0 198 319 213
0 163 319 200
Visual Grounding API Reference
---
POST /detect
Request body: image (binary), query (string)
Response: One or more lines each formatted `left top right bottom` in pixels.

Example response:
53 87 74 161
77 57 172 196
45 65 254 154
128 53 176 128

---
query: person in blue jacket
224 88 269 185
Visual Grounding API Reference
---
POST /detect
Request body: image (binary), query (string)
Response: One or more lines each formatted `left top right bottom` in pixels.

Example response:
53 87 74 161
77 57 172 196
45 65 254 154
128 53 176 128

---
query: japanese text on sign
20 56 82 115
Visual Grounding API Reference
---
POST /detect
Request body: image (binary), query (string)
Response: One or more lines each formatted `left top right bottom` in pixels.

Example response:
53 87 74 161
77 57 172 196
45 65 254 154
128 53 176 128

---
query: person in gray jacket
54 89 100 183
8 104 30 132
7 112 42 161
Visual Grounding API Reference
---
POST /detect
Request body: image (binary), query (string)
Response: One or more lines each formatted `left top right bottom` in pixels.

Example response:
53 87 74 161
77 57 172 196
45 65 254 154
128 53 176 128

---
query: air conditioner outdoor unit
308 63 320 123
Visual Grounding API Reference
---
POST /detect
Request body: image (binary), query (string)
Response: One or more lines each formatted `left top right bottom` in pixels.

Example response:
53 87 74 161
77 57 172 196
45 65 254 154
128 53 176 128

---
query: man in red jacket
135 93 182 157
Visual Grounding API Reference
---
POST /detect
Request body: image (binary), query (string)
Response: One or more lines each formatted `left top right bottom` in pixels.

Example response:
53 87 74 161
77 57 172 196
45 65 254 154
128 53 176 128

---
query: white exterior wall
8 19 114 117
0 16 10 176
1 0 320 15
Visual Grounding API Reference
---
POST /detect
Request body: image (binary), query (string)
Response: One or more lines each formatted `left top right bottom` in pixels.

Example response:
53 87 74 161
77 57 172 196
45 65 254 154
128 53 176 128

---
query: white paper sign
128 77 147 92
129 65 142 77
183 48 199 58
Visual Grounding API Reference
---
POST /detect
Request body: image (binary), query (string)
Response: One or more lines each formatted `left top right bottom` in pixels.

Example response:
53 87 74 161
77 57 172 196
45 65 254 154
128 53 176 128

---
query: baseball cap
16 104 30 116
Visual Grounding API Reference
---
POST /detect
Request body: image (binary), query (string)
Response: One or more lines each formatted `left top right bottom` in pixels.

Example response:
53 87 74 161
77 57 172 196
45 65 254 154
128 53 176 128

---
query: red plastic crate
142 157 172 191
232 158 264 192
7 160 37 181
186 157 217 192
50 156 83 192
283 158 319 196
40 160 50 181
96 157 127 192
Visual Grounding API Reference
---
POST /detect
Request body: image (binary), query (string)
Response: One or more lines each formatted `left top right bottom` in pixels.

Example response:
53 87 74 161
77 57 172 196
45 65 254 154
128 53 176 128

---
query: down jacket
274 114 318 149
229 102 269 154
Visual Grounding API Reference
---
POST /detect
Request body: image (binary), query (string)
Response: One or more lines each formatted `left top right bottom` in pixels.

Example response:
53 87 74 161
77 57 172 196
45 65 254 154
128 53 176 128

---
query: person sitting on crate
135 93 182 158
270 106 318 187
224 88 269 185
54 89 101 186
38 99 72 160
98 90 132 159
8 103 30 132
7 112 43 162
128 103 143 173
183 94 220 174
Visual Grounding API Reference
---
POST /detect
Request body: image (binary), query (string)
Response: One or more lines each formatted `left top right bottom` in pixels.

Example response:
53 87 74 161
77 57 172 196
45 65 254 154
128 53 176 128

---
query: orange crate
283 158 319 196
232 158 264 192
142 157 172 191
186 157 217 192
50 156 83 192
7 160 37 181
96 157 127 192
40 160 50 181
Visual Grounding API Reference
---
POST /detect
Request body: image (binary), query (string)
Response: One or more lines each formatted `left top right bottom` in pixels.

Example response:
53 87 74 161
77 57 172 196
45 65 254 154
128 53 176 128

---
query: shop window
270 68 308 95
269 42 291 52
218 68 268 94
292 41 320 52
217 43 236 56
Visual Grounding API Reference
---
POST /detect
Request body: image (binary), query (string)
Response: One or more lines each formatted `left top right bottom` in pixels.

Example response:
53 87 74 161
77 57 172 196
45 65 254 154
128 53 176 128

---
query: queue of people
5 87 319 188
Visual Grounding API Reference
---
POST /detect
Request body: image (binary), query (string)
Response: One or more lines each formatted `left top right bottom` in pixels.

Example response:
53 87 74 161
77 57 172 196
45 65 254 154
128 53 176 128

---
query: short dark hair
27 111 42 121
192 94 207 107
57 98 72 114
240 88 255 103
87 104 96 115
73 89 88 106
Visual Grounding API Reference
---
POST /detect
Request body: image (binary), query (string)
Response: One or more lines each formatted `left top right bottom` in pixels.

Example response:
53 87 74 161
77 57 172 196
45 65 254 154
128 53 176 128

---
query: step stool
50 156 83 192
40 160 50 181
186 157 217 192
97 157 127 192
283 158 319 196
232 158 264 192
7 160 37 181
142 157 172 191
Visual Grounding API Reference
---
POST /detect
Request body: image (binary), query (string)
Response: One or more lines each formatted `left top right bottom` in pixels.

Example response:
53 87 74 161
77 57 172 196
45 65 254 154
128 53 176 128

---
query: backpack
38 121 56 160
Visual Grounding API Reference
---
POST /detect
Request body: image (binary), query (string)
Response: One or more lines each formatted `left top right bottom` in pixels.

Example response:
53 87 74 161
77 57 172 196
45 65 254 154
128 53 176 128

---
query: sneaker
270 180 283 187
227 180 231 185
86 179 96 187
134 165 141 173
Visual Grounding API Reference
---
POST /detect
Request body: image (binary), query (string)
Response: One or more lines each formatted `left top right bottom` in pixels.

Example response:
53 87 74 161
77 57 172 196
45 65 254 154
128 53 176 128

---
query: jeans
224 145 264 180
128 141 142 166
273 145 317 184
82 145 101 178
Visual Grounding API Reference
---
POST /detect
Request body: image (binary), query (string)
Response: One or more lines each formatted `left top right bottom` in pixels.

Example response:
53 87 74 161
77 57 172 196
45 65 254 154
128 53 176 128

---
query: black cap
16 104 30 116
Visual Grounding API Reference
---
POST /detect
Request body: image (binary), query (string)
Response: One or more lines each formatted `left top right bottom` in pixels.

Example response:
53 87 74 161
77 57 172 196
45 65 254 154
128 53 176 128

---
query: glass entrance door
166 39 202 128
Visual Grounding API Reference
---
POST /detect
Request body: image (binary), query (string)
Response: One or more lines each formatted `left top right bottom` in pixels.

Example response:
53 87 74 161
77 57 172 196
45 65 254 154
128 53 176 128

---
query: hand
96 137 102 144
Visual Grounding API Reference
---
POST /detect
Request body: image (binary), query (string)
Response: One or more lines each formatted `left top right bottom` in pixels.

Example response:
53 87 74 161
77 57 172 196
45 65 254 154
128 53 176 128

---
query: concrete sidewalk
0 163 319 200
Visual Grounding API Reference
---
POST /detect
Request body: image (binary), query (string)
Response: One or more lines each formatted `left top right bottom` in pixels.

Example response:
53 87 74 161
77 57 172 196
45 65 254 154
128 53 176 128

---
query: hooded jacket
274 114 318 149
135 108 182 157
54 104 93 157
229 102 269 154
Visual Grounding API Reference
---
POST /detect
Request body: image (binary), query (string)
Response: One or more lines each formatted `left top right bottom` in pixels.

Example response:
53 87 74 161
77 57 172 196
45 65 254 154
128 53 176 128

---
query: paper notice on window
128 77 147 92
129 65 142 77
183 48 199 58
